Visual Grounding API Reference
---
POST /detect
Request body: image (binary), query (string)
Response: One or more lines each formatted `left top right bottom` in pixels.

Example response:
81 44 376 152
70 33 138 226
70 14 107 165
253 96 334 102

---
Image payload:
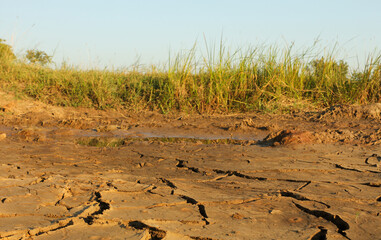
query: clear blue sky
1 0 380 69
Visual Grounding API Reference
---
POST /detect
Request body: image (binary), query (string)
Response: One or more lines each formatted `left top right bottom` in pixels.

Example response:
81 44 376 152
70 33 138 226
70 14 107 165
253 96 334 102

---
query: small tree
0 39 16 62
26 49 52 66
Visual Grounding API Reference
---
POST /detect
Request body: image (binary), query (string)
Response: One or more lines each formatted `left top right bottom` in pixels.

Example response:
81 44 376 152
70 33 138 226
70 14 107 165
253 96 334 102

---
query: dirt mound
263 130 316 146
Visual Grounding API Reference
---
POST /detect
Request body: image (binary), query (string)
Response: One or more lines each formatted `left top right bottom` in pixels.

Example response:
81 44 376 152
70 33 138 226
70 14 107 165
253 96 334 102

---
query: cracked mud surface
1 93 381 239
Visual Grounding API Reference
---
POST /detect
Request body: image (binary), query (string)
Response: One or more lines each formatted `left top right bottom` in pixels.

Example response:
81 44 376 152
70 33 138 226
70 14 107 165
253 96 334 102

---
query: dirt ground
0 91 381 240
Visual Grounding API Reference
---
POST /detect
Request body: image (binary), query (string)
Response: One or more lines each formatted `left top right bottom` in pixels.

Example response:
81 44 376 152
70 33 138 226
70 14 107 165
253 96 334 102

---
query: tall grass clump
0 38 381 113
351 54 381 103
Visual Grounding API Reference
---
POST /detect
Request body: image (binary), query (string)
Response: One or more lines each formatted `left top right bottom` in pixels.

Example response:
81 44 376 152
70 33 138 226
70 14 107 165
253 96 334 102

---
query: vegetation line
1 39 380 113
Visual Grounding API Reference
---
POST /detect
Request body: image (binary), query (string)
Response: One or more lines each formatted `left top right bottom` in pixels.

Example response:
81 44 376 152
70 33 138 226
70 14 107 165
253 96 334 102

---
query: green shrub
0 39 16 63
26 49 52 66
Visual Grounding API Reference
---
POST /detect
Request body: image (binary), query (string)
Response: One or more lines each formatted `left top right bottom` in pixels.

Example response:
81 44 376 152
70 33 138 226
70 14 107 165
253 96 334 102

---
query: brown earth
0 91 381 240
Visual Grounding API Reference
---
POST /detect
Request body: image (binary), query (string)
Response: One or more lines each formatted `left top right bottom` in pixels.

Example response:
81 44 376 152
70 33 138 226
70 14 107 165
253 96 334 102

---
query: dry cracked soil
0 92 381 240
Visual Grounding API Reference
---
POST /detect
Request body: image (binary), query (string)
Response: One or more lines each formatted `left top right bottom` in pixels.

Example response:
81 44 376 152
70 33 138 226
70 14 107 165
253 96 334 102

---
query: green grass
1 41 381 113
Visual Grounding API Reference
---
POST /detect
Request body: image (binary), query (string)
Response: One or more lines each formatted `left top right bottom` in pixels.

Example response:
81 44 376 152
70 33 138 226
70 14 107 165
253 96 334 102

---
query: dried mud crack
159 177 177 189
310 226 328 240
83 191 110 225
212 168 311 184
294 181 311 191
176 159 207 174
29 219 75 238
176 159 312 184
293 202 350 239
280 190 331 208
180 195 210 225
190 237 216 240
128 221 166 240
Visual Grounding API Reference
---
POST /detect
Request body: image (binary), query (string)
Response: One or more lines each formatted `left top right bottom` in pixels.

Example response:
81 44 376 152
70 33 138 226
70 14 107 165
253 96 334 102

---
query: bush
26 49 52 66
0 39 16 63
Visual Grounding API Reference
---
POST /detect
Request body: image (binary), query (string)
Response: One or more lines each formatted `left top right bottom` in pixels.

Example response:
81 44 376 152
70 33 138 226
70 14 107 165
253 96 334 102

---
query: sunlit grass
1 41 380 113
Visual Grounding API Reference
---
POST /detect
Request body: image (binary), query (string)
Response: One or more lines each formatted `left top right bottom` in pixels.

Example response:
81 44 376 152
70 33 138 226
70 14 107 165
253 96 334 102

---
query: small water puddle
107 127 267 141
0 124 268 143
74 128 267 147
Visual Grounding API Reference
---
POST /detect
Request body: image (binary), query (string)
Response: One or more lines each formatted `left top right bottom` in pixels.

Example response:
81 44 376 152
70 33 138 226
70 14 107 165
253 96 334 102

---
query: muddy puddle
73 127 266 148
82 126 268 141
6 125 268 144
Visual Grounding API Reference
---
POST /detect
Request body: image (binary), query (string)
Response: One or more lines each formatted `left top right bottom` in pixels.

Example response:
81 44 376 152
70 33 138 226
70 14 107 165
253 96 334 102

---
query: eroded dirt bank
1 93 381 239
